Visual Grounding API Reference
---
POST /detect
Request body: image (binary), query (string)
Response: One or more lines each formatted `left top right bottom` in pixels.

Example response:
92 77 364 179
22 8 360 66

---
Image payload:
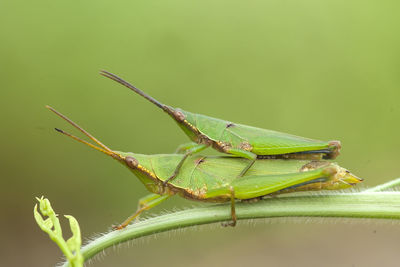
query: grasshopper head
340 169 363 188
323 164 363 190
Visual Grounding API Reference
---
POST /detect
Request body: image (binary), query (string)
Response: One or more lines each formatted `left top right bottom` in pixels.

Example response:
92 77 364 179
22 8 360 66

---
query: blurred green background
1 0 400 266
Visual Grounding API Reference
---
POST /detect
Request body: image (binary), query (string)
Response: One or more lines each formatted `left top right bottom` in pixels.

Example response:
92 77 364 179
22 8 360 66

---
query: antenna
100 70 167 109
54 128 114 157
46 105 117 157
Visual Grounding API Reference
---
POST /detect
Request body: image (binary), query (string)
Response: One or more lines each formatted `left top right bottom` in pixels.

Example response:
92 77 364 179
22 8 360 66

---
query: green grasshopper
46 106 361 229
100 71 342 184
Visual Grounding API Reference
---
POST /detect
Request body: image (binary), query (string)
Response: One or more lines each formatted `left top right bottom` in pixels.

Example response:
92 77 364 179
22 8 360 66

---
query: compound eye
174 110 185 121
125 156 138 169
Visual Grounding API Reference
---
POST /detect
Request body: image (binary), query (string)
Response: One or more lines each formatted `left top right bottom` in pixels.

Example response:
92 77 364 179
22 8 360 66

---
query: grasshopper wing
205 168 329 200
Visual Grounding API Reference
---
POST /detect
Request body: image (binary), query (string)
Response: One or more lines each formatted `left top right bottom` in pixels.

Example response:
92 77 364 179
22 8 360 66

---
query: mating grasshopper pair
47 71 362 229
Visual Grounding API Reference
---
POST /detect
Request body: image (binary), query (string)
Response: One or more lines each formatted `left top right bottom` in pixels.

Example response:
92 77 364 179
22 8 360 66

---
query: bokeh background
1 0 400 266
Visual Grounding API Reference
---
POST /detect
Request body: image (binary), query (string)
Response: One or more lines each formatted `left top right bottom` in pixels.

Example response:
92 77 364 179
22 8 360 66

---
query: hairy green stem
61 192 400 267
363 178 400 192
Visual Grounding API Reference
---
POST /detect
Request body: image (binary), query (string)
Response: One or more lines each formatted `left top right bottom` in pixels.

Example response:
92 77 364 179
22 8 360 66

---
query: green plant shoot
100 71 341 183
46 106 362 229
34 196 83 267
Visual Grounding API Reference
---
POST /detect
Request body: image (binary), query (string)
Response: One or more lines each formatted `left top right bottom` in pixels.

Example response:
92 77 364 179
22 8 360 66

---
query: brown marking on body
194 157 206 166
239 141 253 151
226 122 235 128
174 186 231 203
213 141 232 153
299 161 330 172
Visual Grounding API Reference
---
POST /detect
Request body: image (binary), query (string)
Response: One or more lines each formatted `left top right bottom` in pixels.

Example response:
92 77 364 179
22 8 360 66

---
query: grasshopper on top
46 106 361 229
100 71 341 182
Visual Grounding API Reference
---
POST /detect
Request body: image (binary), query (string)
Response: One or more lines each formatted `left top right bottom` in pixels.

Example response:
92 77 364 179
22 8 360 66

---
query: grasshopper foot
221 220 237 227
221 186 237 227
112 223 127 230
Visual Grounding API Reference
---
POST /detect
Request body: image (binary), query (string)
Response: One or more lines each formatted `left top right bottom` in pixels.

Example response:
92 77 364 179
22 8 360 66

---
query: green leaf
65 215 82 252
34 197 84 267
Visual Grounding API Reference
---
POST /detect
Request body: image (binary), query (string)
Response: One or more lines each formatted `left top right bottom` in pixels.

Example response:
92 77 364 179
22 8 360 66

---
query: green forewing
205 168 326 199
180 109 331 155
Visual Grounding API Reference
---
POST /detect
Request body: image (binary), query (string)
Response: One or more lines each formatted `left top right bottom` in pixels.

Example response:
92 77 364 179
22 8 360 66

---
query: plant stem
363 178 400 192
60 192 400 267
